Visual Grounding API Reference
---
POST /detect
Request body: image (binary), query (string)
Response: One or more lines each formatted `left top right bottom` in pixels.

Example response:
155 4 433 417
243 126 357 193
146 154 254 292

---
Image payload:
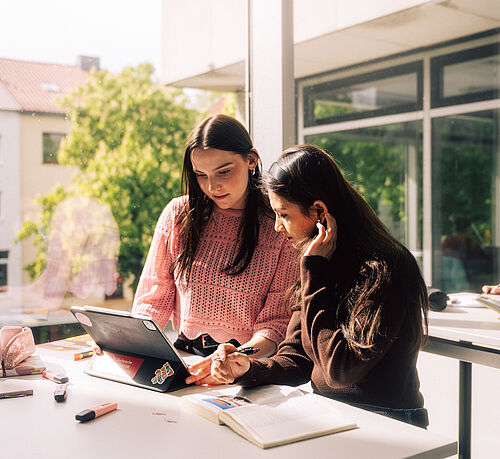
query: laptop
70 305 191 392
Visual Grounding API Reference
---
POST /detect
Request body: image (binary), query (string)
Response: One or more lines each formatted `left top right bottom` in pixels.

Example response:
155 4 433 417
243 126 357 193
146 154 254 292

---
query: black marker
213 347 259 362
54 384 68 402
237 347 260 355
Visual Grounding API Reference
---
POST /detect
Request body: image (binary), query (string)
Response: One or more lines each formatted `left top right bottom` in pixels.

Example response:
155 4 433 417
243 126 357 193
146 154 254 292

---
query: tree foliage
17 63 199 291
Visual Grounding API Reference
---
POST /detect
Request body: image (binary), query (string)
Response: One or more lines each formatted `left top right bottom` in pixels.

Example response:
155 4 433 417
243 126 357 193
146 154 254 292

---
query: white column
247 0 295 169
422 56 433 285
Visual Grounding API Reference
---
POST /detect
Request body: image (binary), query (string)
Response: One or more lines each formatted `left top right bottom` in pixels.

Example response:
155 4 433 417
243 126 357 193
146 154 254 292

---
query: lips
213 194 229 200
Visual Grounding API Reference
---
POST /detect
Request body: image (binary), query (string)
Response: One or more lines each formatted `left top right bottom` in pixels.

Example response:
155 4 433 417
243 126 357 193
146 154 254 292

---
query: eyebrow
193 161 233 173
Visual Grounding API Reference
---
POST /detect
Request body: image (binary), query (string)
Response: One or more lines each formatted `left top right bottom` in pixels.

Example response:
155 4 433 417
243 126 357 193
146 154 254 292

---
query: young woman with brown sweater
187 144 429 428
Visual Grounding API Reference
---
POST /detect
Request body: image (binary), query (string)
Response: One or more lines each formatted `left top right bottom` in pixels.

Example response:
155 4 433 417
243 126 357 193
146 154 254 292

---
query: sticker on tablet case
151 362 174 385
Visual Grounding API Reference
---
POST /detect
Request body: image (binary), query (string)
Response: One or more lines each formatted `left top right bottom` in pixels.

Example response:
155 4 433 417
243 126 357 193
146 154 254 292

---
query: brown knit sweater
238 255 425 410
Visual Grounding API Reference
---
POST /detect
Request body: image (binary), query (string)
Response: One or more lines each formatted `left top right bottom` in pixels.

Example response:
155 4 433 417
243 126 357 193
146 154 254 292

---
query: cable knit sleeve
132 198 183 330
252 238 298 345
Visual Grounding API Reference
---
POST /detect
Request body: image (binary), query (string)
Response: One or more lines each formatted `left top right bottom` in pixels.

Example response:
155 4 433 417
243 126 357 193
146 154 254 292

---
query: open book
476 294 500 314
180 384 357 449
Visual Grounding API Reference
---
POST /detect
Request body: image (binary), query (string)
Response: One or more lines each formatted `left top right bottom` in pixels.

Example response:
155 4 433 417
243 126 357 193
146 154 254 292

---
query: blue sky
0 0 163 75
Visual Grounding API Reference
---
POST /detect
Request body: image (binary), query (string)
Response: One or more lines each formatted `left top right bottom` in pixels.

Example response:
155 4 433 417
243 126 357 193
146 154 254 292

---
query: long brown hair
264 144 428 358
171 114 270 281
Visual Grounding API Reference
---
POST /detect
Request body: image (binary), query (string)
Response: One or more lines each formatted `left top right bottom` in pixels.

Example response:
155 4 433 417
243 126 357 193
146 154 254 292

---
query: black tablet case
71 306 190 392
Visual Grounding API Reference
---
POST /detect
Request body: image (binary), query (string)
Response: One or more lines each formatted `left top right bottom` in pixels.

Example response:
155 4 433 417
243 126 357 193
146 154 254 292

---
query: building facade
0 58 89 309
161 0 500 293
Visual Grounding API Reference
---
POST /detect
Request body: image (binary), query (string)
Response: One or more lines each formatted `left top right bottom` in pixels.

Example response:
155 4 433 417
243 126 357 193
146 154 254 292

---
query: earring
251 168 256 176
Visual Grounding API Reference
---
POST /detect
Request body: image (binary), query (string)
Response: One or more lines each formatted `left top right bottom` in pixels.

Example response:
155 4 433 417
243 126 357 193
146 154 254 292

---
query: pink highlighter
75 402 118 422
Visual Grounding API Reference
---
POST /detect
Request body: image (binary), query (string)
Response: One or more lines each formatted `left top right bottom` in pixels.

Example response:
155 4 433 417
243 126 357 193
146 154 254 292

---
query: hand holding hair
304 212 337 260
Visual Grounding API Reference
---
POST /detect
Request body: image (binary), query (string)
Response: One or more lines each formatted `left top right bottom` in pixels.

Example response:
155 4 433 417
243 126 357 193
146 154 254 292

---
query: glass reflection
306 121 423 260
432 110 499 292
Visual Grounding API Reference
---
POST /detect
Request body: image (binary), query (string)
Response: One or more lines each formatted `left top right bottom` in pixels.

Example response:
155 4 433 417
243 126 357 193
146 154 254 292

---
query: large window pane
432 109 499 292
305 121 422 260
303 63 422 126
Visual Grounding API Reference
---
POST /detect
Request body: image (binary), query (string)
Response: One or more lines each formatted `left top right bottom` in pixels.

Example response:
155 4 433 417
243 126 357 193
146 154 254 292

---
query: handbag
0 326 36 376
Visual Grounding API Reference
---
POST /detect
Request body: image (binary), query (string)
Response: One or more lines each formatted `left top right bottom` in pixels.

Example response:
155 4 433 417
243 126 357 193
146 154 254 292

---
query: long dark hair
264 144 428 357
171 114 270 281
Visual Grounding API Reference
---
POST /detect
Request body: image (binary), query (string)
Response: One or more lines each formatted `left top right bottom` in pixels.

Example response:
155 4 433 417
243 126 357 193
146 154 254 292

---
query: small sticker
151 362 174 385
143 320 156 331
75 312 92 327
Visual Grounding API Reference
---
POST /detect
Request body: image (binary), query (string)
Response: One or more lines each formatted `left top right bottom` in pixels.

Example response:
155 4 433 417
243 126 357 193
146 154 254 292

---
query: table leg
459 360 471 459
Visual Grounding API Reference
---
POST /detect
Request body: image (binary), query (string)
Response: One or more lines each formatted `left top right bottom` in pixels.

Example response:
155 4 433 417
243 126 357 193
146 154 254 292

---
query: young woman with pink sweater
132 115 297 380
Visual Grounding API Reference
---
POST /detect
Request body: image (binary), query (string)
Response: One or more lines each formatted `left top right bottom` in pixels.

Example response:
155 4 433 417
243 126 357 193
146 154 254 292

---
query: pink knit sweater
132 196 298 345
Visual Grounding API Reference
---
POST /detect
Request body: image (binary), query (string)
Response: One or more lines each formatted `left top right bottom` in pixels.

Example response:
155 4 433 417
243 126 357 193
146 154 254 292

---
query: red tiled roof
0 58 89 114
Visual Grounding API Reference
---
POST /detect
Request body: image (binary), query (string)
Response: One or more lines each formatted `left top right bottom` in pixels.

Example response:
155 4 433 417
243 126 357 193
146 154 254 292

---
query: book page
235 384 303 404
477 294 500 313
180 386 246 424
220 393 357 448
180 385 303 425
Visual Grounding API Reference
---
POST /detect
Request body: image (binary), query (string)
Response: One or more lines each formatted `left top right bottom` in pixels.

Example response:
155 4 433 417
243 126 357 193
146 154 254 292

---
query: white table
1 352 457 459
426 303 500 459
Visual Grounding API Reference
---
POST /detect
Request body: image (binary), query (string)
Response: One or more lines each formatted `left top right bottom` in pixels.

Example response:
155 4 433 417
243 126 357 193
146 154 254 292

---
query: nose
274 217 284 233
207 176 219 194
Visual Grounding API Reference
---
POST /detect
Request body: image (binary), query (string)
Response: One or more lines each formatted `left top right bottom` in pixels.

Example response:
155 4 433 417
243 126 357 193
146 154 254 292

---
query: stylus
0 389 34 399
237 347 260 356
213 347 260 362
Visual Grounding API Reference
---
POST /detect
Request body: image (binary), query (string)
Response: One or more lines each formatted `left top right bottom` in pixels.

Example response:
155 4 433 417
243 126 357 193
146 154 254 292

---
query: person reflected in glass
441 214 490 291
188 144 429 428
131 115 297 381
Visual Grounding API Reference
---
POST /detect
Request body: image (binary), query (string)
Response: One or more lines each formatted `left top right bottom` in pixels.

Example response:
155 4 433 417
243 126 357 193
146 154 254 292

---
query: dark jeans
348 402 429 429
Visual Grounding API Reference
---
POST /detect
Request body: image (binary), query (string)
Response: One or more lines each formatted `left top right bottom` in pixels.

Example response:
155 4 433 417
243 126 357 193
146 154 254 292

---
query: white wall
161 0 433 86
162 0 247 86
0 110 22 310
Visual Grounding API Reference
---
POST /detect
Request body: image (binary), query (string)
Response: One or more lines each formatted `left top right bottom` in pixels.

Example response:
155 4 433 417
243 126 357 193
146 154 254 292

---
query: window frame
42 132 65 164
303 61 423 127
0 250 8 292
431 42 500 108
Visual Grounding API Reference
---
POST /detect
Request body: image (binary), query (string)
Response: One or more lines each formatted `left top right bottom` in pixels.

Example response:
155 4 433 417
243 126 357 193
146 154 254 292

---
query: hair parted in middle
171 114 271 281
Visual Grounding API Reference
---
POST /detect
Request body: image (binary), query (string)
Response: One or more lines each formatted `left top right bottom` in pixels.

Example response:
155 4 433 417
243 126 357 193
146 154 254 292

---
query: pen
0 389 34 399
237 347 260 356
54 384 68 402
42 370 69 384
213 347 260 362
75 402 118 422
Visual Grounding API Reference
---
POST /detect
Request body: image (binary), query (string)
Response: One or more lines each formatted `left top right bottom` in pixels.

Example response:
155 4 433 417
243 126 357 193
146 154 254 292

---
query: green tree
17 63 198 291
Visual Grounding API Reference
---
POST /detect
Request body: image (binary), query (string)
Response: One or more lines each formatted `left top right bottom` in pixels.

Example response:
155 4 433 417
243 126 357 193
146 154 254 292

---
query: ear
247 149 259 170
308 200 328 222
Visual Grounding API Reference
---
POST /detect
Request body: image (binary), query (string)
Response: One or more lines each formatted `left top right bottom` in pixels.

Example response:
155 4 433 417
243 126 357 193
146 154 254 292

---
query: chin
212 200 231 209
